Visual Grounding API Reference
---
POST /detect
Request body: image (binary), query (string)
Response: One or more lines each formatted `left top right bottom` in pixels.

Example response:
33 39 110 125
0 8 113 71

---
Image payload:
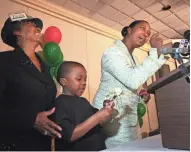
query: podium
147 63 190 150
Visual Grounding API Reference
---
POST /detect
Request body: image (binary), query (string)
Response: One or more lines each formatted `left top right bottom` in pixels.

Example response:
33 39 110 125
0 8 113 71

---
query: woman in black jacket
0 12 62 151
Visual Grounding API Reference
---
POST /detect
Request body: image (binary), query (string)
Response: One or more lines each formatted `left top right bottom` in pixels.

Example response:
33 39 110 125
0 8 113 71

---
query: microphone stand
175 53 190 83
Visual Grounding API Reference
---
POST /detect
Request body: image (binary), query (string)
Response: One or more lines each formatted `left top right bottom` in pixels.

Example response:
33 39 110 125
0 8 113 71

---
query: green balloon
54 51 64 66
49 67 55 78
138 116 143 128
43 42 61 66
49 61 63 79
137 103 146 117
59 52 63 61
54 61 63 79
37 51 52 68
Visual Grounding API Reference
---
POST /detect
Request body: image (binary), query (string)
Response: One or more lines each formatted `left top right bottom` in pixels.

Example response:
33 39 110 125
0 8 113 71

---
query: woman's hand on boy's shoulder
34 107 62 138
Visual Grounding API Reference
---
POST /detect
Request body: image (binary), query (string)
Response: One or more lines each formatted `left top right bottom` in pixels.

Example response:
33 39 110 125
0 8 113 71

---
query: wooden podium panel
155 76 190 150
148 63 190 150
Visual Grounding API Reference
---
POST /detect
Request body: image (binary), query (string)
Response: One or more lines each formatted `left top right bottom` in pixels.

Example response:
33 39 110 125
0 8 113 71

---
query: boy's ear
60 78 67 86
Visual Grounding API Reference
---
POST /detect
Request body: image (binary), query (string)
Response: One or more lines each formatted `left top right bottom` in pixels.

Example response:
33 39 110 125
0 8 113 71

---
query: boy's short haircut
57 61 85 85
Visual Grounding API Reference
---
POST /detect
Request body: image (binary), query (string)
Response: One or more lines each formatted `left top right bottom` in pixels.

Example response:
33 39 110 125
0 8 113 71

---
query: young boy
53 61 114 151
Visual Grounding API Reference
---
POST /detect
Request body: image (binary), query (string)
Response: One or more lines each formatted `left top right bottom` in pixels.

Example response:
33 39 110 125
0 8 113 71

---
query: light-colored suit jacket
92 40 166 148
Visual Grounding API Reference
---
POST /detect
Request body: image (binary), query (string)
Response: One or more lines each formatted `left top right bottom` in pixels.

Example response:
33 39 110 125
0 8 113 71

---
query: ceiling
47 0 190 40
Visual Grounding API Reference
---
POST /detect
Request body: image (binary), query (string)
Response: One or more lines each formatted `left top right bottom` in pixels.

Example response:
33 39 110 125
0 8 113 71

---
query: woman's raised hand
149 33 163 55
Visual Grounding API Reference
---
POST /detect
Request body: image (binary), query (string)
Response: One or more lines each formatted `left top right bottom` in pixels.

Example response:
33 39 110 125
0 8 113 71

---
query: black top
0 48 56 151
53 94 106 151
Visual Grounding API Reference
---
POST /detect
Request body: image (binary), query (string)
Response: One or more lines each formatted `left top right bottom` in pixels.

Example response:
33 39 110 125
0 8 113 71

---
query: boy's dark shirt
53 94 106 151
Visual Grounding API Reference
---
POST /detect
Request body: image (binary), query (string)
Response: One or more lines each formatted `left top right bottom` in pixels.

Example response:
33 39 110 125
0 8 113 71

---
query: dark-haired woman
0 13 61 151
93 20 167 148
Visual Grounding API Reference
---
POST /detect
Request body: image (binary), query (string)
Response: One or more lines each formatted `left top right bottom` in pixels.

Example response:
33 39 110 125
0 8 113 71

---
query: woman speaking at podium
93 20 167 148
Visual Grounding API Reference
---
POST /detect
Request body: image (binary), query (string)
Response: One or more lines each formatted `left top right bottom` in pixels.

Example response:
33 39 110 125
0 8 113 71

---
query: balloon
138 116 143 128
43 42 61 66
37 51 52 68
44 26 62 44
59 51 63 61
37 51 44 61
137 103 146 117
54 51 64 66
49 61 63 79
52 52 64 78
49 67 55 78
54 61 63 79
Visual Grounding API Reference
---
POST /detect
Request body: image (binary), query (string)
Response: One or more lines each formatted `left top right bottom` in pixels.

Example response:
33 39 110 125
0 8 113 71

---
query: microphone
160 48 189 55
184 30 190 42
179 39 189 49
178 30 190 54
